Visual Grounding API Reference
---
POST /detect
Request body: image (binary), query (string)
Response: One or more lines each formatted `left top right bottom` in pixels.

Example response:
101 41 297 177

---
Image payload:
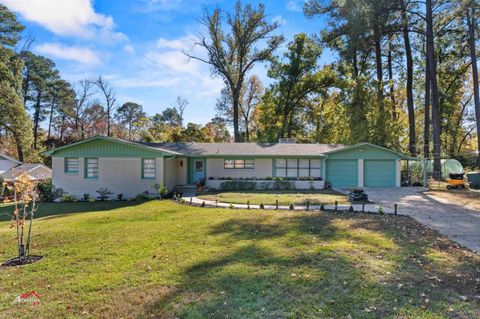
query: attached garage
326 159 358 188
364 159 396 187
324 143 412 188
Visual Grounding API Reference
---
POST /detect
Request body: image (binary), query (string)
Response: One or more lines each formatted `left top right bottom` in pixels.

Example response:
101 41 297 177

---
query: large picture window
85 158 99 179
65 157 79 174
274 159 321 178
224 159 255 169
142 158 156 179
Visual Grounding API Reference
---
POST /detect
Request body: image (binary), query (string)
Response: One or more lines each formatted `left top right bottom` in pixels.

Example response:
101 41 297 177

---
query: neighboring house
43 136 414 198
0 152 22 174
2 164 52 182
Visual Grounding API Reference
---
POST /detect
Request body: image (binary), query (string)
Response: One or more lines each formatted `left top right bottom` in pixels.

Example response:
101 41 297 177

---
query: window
224 159 255 169
65 157 79 174
274 158 322 178
142 158 156 179
85 158 99 179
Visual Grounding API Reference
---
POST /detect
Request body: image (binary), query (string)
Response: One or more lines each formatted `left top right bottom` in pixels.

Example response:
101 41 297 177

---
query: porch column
358 159 364 187
396 159 401 187
321 158 326 180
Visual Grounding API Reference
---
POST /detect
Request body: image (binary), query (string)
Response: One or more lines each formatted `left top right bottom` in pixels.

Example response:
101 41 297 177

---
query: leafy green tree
116 102 146 140
0 4 36 161
185 0 283 142
22 52 60 148
263 33 336 139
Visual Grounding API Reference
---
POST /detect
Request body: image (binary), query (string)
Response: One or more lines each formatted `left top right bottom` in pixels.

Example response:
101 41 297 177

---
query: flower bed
205 179 325 190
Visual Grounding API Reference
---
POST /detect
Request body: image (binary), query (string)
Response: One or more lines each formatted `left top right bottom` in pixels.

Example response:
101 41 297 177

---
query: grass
0 201 479 318
197 189 350 206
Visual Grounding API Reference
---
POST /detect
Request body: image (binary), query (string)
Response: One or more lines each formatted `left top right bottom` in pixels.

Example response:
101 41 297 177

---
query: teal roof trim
324 142 416 160
43 136 182 157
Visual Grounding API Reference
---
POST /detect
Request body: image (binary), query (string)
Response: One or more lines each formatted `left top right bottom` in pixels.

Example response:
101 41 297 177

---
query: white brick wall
52 157 164 199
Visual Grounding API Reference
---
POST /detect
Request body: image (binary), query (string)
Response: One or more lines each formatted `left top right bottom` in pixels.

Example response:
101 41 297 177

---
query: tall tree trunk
402 3 416 156
374 33 384 110
426 0 442 179
15 136 24 162
107 108 111 137
33 91 42 149
467 6 480 165
387 43 396 120
232 89 241 142
60 114 66 141
47 99 55 140
424 57 431 159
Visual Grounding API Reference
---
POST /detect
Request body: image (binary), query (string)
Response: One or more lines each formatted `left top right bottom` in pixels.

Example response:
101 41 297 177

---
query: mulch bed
2 255 43 267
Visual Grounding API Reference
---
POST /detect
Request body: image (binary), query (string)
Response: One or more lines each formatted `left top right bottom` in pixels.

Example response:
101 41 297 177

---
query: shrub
82 193 90 201
117 193 124 201
220 181 256 191
229 203 234 209
96 188 113 201
157 184 168 199
320 204 325 211
378 206 384 214
289 203 294 210
61 194 77 202
201 201 206 207
349 206 354 212
134 192 150 202
88 198 96 202
37 180 63 202
259 203 265 209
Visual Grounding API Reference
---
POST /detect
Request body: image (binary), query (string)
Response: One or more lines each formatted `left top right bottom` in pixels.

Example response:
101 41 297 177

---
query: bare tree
72 79 94 140
240 75 263 142
184 1 283 142
172 96 188 127
95 76 116 137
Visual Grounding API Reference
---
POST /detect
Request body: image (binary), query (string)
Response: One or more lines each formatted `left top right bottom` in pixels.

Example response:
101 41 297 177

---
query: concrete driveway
360 187 480 253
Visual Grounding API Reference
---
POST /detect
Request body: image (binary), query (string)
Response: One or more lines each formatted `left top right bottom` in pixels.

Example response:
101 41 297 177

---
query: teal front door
193 159 205 183
326 159 358 188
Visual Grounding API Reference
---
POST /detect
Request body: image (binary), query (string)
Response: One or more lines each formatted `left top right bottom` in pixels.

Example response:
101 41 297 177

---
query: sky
1 0 333 125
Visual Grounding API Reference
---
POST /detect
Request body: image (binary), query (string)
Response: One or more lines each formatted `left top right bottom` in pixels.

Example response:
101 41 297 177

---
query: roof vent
278 138 296 144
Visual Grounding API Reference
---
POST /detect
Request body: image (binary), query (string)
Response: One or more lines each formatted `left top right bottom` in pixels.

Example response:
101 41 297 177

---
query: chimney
278 138 296 144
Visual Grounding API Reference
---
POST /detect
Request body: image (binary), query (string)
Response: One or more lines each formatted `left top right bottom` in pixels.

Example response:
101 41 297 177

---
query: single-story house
43 136 414 199
1 163 52 182
0 152 22 174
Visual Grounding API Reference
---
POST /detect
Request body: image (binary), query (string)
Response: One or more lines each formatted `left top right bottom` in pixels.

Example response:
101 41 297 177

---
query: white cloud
287 0 303 12
112 34 223 97
123 44 135 53
1 0 127 40
34 43 100 64
272 15 287 26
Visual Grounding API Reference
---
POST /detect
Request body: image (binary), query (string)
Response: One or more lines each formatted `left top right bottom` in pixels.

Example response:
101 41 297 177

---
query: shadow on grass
139 211 480 318
0 201 143 222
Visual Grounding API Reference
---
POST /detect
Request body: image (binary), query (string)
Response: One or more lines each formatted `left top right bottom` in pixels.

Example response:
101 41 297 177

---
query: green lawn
0 201 478 318
197 189 350 206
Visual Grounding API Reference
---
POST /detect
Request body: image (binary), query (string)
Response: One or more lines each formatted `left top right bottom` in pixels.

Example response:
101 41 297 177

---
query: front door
193 159 205 183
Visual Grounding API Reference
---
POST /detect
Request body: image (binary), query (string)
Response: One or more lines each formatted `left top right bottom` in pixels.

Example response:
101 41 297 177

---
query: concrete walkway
182 187 480 253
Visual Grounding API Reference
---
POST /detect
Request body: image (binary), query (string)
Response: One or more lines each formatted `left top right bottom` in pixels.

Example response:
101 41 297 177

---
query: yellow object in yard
446 178 465 190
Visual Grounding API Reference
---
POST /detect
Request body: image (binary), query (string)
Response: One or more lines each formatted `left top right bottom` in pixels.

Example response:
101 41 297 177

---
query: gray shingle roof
140 142 345 157
1 163 52 181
